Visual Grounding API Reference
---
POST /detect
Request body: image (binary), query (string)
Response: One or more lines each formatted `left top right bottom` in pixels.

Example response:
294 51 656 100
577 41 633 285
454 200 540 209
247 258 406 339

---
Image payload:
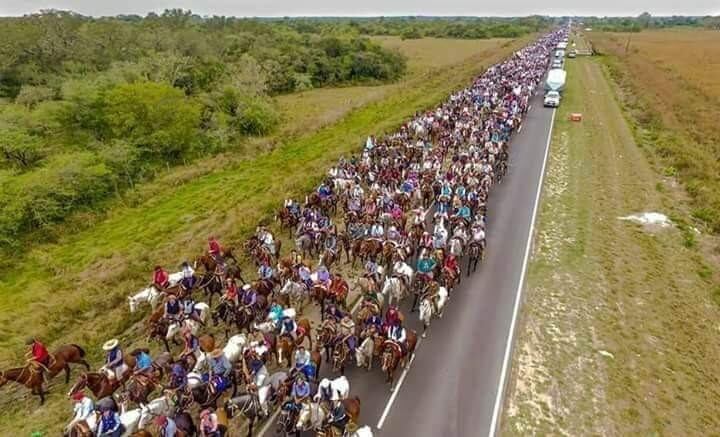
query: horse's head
67 373 88 396
128 296 138 313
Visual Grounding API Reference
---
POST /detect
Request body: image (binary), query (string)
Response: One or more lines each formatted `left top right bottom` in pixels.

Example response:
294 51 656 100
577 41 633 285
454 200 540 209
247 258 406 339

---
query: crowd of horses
0 29 566 437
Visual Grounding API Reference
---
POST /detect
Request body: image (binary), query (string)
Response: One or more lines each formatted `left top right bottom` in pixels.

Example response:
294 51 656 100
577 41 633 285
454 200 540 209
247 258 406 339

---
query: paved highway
261 91 556 437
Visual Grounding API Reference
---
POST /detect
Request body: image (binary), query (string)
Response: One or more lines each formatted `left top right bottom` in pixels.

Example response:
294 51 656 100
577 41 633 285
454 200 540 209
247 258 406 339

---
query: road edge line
487 106 557 436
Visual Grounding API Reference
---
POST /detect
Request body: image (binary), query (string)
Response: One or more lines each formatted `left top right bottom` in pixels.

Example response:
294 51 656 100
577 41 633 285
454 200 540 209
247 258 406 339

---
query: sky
0 0 717 18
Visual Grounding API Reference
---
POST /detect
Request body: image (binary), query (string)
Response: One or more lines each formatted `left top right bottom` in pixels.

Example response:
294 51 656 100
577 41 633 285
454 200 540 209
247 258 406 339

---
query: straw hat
102 339 119 351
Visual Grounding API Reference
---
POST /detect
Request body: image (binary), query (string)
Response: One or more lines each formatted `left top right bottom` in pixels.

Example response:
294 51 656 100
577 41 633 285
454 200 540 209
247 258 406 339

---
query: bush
0 152 114 247
234 97 279 136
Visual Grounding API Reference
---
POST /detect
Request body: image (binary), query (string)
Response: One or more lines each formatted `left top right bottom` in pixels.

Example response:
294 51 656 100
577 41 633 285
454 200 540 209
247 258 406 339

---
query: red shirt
153 269 169 286
445 257 458 271
225 283 238 299
208 239 221 255
31 341 49 362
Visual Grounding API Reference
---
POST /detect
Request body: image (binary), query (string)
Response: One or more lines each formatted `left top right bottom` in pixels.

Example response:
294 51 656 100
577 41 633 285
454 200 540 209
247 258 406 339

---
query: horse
419 284 448 338
295 233 315 260
467 241 484 275
225 394 263 437
381 276 407 308
319 247 338 268
195 270 224 306
380 331 418 387
317 320 338 363
124 373 159 405
278 280 309 314
276 335 295 368
68 372 123 400
128 286 163 313
331 341 351 374
355 335 376 371
0 365 46 404
46 344 91 383
448 236 464 258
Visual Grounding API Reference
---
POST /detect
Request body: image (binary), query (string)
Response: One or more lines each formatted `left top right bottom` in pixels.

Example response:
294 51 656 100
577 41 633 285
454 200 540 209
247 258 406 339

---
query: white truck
543 68 567 107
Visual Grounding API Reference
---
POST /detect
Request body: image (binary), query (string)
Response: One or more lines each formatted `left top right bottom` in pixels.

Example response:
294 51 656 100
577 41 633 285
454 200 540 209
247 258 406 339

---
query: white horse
381 276 406 308
167 271 183 287
118 406 142 436
137 394 175 429
449 236 464 258
279 280 307 310
419 285 448 338
393 261 415 284
296 401 327 432
314 376 350 401
128 286 163 313
193 334 247 373
356 336 376 371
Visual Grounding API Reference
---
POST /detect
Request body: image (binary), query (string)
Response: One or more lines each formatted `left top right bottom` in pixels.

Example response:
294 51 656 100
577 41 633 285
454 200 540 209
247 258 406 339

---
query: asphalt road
261 91 556 437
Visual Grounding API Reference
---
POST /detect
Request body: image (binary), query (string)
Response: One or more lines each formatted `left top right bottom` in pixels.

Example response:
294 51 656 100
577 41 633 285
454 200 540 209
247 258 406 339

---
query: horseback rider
130 348 153 377
97 408 122 437
223 278 239 307
258 260 274 283
169 363 188 390
180 326 200 363
364 257 381 285
279 315 297 341
383 306 402 332
317 180 333 201
180 295 204 325
152 265 170 290
416 252 437 282
339 315 357 354
180 261 195 291
154 415 178 437
100 339 125 382
257 226 276 256
419 231 433 251
207 236 223 264
25 337 50 382
200 408 221 437
291 373 311 407
163 294 182 323
66 390 94 434
326 400 350 436
324 227 338 255
387 224 401 242
387 319 408 355
325 303 346 323
293 344 314 380
369 220 384 239
454 202 472 224
241 284 259 315
207 349 231 394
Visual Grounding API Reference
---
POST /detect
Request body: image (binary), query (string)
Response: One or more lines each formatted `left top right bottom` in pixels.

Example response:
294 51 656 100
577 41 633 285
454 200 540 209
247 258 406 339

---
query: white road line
487 107 556 437
257 406 282 437
376 337 423 429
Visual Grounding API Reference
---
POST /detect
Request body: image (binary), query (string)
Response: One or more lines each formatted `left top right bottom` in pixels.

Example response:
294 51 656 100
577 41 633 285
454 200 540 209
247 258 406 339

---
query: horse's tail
72 344 86 357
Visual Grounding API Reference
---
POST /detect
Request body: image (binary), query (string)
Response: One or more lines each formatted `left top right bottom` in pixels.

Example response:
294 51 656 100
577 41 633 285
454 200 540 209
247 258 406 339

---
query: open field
0 36 529 434
503 52 720 435
588 29 720 232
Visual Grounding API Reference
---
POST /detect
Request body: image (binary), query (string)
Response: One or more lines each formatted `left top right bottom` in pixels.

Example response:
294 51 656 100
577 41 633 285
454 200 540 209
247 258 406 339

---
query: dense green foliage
0 10 411 249
579 13 720 32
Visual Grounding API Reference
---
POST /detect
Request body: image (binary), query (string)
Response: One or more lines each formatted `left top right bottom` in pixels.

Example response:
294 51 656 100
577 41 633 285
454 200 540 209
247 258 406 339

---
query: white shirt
73 397 95 422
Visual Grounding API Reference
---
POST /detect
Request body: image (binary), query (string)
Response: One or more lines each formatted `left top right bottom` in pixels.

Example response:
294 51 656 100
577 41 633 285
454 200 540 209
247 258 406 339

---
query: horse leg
80 359 91 371
163 338 171 354
410 294 418 313
246 418 254 437
64 364 71 383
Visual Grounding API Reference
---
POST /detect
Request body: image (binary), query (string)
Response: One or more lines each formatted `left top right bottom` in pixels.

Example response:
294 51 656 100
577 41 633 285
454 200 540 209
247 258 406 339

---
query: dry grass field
0 36 528 435
504 49 720 435
589 29 720 233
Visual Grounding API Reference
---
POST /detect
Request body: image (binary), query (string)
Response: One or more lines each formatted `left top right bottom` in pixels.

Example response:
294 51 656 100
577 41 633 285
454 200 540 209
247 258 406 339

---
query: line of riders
4 30 564 437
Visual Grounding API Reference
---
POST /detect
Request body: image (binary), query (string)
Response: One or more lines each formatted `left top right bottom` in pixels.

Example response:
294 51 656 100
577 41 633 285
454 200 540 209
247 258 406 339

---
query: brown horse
276 336 294 368
295 318 313 350
0 364 46 404
328 276 350 310
68 372 123 399
276 207 299 238
46 344 91 383
315 397 361 436
380 330 418 387
124 373 159 404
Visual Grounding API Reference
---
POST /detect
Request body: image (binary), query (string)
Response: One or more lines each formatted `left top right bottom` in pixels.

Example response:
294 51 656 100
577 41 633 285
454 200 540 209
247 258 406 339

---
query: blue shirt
98 412 120 435
136 352 152 370
160 418 177 437
292 381 310 398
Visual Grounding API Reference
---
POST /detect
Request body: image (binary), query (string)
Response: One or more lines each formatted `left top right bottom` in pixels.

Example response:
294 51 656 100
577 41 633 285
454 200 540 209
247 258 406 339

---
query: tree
638 12 653 28
0 128 46 169
103 82 202 160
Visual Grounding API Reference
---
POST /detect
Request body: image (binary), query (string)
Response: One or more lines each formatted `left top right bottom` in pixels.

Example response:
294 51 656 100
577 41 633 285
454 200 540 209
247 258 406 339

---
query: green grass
0 36 530 434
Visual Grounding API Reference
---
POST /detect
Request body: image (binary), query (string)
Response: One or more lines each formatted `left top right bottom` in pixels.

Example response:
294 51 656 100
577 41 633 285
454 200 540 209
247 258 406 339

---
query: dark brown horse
45 344 91 383
380 330 418 387
68 372 123 399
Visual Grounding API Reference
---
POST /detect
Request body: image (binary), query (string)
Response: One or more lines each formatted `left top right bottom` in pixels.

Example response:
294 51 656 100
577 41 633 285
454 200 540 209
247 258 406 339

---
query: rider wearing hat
416 252 437 281
180 325 200 361
97 408 122 436
66 390 94 433
100 339 125 382
152 265 170 290
207 349 231 394
163 294 182 323
200 408 220 437
444 254 460 281
387 319 408 355
130 348 153 377
279 315 297 341
223 278 239 307
291 373 311 406
339 315 357 354
293 344 313 380
327 400 350 436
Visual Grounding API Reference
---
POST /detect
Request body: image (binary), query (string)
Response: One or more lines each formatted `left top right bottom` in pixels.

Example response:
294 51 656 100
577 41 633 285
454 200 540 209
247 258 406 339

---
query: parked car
568 50 577 58
552 59 564 69
543 91 561 108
